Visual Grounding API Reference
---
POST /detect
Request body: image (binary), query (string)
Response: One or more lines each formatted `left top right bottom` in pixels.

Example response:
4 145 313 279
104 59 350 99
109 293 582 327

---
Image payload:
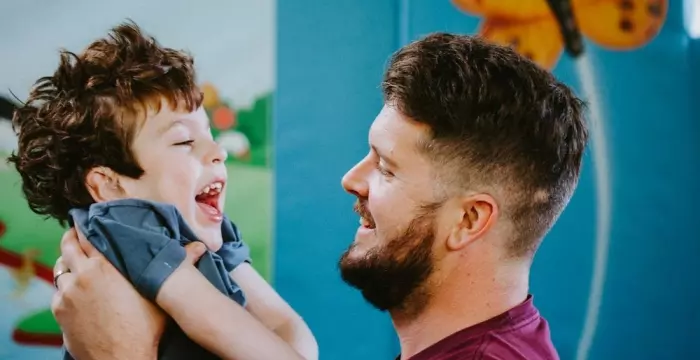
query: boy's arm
230 263 319 360
155 255 308 360
214 220 318 359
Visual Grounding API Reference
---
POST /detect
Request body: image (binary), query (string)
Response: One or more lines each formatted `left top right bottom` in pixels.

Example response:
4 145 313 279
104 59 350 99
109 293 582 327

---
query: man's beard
338 201 439 317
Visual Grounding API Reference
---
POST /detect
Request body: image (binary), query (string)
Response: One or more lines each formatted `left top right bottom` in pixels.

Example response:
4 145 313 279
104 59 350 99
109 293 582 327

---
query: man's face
339 105 447 314
118 102 228 251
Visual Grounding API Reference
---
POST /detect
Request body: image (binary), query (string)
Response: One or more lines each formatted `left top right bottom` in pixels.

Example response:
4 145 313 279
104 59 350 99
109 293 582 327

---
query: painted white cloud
0 121 17 154
217 131 250 157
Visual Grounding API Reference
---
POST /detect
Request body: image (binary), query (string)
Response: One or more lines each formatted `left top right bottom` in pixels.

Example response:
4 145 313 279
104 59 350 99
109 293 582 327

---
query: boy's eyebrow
158 119 187 134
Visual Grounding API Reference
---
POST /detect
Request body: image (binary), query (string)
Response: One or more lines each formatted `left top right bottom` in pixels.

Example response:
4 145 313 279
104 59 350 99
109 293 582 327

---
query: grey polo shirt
62 199 251 360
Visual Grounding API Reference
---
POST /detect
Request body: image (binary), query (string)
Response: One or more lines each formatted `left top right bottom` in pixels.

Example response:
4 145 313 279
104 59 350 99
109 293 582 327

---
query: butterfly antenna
0 95 18 121
545 0 585 58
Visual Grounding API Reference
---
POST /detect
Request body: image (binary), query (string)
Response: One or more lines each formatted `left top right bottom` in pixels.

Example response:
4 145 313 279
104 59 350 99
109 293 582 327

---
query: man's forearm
63 325 159 360
106 348 157 360
155 264 305 360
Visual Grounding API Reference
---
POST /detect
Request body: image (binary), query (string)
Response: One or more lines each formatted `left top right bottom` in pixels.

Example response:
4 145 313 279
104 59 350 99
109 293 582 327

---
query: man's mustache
353 199 375 226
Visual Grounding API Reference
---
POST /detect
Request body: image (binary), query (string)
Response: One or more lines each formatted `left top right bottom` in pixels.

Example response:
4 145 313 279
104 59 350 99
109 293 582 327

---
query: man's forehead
368 106 427 151
368 106 437 186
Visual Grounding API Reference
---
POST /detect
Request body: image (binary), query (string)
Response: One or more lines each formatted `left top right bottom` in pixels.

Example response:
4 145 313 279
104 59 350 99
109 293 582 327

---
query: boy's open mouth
195 180 224 218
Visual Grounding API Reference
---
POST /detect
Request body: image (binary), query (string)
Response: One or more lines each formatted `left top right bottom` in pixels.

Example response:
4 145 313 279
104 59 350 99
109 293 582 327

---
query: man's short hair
382 33 588 258
8 21 202 224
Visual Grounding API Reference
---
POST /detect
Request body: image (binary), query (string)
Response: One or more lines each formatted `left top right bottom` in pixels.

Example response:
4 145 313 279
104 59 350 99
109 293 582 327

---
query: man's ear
85 167 124 202
446 193 498 251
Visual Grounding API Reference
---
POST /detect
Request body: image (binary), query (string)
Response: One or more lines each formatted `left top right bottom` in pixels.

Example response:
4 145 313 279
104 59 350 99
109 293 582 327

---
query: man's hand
52 228 168 360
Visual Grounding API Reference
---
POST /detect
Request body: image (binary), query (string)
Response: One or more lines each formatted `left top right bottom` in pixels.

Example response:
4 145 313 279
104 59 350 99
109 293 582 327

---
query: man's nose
341 160 370 198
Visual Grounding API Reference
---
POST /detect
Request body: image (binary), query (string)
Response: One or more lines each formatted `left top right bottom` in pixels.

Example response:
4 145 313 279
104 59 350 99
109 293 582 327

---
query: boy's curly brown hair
7 21 203 225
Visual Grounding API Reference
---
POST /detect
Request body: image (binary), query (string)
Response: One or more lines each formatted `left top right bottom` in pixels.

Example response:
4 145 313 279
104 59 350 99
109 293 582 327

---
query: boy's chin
194 228 224 252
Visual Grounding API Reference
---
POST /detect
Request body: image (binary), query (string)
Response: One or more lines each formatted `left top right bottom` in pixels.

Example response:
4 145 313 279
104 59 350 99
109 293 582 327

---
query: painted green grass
14 308 60 334
0 161 272 280
223 163 272 280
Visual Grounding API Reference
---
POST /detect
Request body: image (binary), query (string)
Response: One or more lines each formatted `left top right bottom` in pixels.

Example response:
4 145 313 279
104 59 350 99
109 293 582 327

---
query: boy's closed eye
174 140 194 146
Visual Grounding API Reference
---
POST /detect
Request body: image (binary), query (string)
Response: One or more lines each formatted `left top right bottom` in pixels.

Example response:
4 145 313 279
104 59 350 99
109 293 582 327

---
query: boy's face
118 102 228 251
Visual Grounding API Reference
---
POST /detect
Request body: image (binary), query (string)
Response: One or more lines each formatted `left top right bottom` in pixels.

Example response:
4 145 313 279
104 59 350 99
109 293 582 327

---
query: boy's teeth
198 182 223 196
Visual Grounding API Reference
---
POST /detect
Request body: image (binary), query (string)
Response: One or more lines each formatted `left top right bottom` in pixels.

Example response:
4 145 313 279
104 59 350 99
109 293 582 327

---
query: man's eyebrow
371 145 399 168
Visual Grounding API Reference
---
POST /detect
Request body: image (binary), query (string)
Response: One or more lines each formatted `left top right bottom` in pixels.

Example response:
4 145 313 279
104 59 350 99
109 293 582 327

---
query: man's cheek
377 208 405 231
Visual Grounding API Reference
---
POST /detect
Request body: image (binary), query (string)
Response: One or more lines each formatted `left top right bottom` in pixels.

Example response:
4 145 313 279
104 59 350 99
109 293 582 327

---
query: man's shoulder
479 331 559 360
407 296 559 360
477 309 559 360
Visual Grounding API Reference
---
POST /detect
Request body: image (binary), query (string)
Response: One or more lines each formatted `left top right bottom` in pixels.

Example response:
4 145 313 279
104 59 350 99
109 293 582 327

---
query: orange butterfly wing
574 0 668 49
479 17 565 70
452 0 552 20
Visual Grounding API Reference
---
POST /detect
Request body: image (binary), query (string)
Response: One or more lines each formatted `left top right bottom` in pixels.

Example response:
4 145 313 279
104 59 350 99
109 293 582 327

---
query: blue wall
275 1 700 359
275 1 401 358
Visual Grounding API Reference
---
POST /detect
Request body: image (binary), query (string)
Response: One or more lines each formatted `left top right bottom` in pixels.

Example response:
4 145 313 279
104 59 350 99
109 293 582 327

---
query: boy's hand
183 240 208 262
52 228 167 360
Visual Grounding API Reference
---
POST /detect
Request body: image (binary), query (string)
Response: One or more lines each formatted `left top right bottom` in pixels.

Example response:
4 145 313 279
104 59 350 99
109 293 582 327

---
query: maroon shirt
400 295 558 360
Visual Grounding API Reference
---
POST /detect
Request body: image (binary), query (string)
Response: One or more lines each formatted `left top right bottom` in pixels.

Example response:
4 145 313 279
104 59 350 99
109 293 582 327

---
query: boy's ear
85 167 124 202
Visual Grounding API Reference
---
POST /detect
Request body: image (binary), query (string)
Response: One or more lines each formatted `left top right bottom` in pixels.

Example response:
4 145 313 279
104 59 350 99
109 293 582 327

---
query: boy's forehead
147 106 208 133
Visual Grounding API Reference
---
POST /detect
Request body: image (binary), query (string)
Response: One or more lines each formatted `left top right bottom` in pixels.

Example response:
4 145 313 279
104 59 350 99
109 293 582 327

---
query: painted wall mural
452 0 668 69
0 1 274 358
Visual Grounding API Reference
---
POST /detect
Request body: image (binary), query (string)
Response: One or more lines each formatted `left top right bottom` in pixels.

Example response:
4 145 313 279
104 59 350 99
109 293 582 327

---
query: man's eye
174 140 194 146
376 164 394 177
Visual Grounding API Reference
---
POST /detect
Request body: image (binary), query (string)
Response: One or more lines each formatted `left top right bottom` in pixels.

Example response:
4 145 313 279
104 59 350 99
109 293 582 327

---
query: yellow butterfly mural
452 0 668 69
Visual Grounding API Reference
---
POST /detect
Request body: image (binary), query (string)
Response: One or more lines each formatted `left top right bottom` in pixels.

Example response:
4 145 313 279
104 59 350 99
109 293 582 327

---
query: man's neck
390 262 530 360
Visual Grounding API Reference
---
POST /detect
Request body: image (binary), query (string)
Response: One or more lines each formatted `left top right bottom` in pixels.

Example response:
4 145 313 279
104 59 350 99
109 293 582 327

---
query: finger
74 226 100 258
51 271 76 314
62 335 71 354
183 241 207 265
53 256 65 274
53 256 72 290
60 228 88 271
50 291 62 319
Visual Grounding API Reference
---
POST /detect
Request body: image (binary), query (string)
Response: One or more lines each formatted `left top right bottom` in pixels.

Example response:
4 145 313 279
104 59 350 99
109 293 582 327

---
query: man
52 33 586 359
336 33 586 359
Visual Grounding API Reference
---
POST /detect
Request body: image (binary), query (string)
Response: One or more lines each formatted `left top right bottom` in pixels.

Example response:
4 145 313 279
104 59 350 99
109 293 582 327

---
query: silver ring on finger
53 269 71 289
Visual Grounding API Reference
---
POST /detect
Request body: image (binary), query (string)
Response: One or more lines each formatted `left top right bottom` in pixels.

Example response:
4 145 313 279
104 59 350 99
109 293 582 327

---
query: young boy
8 22 317 360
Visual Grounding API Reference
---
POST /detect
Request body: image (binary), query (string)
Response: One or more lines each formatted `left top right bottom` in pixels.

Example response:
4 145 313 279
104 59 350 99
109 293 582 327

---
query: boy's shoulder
69 199 191 239
85 198 179 217
68 199 243 246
